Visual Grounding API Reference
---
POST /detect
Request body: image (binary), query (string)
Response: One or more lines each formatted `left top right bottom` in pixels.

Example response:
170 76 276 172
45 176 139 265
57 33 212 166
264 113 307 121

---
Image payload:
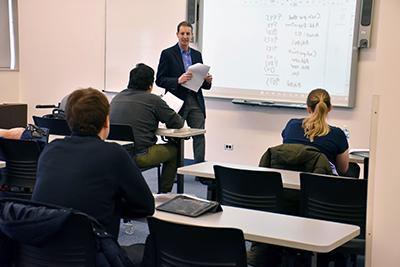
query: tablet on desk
156 195 222 217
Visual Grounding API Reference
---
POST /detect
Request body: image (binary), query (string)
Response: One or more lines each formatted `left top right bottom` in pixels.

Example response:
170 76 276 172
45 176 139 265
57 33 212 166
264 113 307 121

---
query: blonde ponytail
302 89 331 142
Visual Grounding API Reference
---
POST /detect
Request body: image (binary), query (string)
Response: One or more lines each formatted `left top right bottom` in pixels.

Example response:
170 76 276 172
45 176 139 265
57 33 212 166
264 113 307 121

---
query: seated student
248 89 350 267
110 63 184 193
281 88 349 175
32 88 154 238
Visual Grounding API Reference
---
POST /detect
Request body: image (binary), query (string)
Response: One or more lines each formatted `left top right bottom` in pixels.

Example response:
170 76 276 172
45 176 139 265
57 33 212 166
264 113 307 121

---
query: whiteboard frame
195 0 363 108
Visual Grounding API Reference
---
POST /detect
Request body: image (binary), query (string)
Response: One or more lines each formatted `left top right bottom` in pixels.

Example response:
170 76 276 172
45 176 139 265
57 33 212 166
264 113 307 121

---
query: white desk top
178 161 360 190
0 161 5 168
48 134 133 146
349 154 366 164
154 204 359 253
156 128 206 138
178 161 301 190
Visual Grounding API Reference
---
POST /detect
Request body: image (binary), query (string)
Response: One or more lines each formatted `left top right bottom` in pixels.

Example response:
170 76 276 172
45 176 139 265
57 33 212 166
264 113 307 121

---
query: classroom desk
178 157 368 191
48 134 133 146
156 128 206 193
178 161 303 190
0 161 5 168
154 203 360 256
349 154 365 164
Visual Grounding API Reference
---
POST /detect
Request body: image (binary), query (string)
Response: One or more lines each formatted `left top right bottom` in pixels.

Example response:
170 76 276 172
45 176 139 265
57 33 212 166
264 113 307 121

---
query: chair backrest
214 165 284 213
363 157 369 179
0 138 42 197
108 124 135 142
32 116 71 136
340 162 361 178
300 173 367 237
17 214 97 267
147 217 247 267
0 198 97 267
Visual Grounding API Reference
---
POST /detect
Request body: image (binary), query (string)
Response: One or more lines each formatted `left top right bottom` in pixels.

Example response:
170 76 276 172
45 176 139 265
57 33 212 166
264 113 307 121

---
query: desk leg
176 138 185 193
206 182 216 200
311 252 317 267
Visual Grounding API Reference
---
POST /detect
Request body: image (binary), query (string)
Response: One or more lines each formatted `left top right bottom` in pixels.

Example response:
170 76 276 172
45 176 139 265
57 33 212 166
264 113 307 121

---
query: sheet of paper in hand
182 63 210 92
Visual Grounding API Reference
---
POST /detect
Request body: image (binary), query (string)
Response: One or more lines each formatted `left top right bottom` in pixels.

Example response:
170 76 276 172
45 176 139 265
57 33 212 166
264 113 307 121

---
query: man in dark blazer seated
156 21 212 164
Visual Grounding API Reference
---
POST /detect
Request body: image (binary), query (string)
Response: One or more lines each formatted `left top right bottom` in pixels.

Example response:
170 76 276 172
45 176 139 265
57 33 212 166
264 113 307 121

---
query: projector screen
199 0 361 107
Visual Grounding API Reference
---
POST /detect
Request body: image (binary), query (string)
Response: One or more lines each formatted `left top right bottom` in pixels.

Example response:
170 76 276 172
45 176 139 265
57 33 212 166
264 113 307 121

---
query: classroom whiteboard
198 0 361 107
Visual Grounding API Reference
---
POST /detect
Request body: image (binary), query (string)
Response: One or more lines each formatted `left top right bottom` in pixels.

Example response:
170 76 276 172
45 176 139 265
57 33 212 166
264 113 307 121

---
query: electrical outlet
224 144 234 151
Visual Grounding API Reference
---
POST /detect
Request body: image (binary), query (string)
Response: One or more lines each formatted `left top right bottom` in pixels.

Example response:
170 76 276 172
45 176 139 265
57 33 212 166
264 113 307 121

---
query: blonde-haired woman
281 88 349 174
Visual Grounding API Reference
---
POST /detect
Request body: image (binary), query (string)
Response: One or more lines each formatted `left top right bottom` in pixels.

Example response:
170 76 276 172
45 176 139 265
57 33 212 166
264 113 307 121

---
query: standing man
156 21 212 164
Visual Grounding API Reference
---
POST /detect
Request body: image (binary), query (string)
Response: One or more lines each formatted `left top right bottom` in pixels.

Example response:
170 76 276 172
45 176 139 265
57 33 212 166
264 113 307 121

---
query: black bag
43 108 65 120
20 124 49 151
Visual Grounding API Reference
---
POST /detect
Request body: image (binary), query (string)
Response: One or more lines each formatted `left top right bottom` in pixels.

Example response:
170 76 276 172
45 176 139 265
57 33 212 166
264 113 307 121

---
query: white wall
367 1 400 266
10 0 400 265
0 70 19 102
105 0 186 93
18 0 105 118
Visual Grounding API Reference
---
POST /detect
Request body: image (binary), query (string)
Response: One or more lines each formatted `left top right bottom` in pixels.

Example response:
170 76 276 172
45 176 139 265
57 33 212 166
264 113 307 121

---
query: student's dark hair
65 88 109 136
302 88 332 142
177 21 193 33
127 63 155 90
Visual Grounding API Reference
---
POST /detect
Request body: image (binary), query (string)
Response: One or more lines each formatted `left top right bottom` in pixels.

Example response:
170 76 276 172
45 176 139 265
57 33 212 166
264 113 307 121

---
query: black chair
213 165 286 267
32 115 71 136
0 138 42 199
214 165 284 213
363 157 369 179
340 162 361 178
147 217 247 267
108 123 136 155
17 216 96 267
0 198 96 267
109 124 161 192
300 173 367 267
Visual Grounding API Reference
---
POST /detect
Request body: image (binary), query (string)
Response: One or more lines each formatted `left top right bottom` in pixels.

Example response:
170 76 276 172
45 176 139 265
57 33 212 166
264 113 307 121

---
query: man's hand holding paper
181 63 211 92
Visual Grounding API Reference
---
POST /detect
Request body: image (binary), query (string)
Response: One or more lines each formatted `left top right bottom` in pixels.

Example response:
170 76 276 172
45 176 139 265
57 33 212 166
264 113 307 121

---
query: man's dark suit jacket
156 43 211 117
